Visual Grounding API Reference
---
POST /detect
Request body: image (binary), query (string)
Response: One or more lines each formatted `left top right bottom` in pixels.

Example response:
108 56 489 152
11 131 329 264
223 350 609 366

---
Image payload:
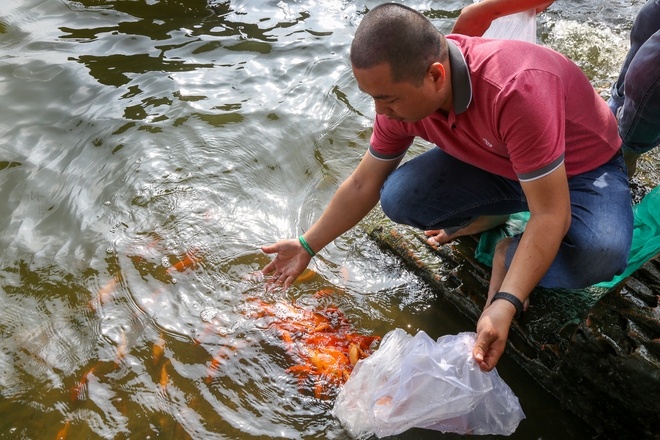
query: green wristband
298 235 316 257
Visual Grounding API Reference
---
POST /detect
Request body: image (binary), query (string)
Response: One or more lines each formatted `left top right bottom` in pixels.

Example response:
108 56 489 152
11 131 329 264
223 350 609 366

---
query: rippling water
0 0 650 439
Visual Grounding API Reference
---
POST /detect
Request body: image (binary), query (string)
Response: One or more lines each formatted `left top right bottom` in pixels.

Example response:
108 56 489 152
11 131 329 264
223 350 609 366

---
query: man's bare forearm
499 211 568 300
302 152 401 253
469 0 553 18
302 175 382 253
452 0 554 36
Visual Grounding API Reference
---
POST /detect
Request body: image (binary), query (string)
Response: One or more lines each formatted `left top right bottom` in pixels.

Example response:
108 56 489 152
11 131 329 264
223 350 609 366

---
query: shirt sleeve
369 114 415 160
495 69 566 181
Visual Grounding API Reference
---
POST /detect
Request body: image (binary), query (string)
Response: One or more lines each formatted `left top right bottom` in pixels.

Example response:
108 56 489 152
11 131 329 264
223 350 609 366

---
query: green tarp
474 186 660 288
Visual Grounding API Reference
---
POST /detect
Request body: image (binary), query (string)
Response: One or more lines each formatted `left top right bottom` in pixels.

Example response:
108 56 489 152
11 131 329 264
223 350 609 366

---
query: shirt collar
447 40 472 115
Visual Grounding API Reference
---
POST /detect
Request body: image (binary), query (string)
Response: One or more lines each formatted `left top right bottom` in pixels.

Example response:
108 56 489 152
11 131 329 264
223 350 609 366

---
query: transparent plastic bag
332 328 413 439
333 330 525 438
478 0 537 44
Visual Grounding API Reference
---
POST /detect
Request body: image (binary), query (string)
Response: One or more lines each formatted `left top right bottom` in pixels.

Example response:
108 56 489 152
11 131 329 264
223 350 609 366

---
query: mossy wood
364 207 660 440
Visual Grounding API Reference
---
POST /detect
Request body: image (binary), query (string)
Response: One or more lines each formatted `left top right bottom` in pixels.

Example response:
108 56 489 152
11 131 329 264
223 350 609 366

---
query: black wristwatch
492 291 524 319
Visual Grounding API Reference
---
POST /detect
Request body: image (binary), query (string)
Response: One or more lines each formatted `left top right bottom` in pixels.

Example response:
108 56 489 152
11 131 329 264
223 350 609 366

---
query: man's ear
428 62 446 90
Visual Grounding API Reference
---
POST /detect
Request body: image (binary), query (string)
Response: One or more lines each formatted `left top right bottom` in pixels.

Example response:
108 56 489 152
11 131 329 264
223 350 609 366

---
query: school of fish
243 292 380 399
58 245 379 438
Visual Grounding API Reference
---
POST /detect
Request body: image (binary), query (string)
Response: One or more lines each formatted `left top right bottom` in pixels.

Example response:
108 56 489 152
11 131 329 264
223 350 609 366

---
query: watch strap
492 291 523 319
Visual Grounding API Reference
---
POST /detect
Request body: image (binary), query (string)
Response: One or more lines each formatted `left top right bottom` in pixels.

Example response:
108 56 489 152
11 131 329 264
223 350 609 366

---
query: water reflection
0 0 650 439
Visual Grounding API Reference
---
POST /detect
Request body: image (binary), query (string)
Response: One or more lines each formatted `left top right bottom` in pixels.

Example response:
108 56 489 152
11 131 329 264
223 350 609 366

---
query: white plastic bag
332 328 413 439
479 0 537 44
333 330 525 438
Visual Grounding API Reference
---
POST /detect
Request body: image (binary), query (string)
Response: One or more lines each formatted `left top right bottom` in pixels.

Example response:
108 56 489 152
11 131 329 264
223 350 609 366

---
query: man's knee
509 231 631 289
560 235 631 288
579 242 629 286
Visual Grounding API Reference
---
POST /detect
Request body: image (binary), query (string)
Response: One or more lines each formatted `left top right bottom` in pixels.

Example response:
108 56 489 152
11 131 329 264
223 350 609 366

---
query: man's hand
261 239 312 288
259 152 398 290
472 299 516 371
452 0 554 37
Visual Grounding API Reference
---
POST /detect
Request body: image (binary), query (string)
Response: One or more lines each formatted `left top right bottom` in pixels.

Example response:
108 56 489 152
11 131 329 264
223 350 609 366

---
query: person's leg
609 0 660 177
383 148 633 289
379 147 527 235
504 153 634 289
608 0 660 115
619 29 660 172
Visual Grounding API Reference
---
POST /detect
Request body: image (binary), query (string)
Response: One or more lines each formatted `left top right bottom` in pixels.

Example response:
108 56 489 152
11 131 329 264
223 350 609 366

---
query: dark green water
0 0 653 439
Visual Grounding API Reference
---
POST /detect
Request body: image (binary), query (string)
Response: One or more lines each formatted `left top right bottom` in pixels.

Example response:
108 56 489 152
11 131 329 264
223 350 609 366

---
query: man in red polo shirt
261 3 633 372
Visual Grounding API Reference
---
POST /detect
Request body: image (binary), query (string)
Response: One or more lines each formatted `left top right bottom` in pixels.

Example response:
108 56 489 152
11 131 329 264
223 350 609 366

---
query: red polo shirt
369 35 621 181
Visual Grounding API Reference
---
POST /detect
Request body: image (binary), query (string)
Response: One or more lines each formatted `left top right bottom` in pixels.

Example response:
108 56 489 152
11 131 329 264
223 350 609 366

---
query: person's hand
472 299 516 371
451 3 494 37
261 239 312 288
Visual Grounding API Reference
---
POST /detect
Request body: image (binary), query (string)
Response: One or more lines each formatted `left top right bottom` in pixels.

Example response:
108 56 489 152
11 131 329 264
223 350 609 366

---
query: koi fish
153 332 165 365
295 269 317 283
313 289 336 299
205 344 235 384
114 330 128 367
166 249 200 275
89 276 118 310
340 266 350 284
71 365 96 402
244 296 380 399
160 360 171 388
55 419 71 440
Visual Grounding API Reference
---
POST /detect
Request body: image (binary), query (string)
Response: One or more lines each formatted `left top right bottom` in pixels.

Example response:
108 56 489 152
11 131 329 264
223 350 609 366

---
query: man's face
352 62 446 123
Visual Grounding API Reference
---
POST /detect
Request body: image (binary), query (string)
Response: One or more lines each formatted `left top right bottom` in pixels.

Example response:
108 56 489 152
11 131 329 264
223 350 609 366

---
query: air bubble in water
201 308 219 322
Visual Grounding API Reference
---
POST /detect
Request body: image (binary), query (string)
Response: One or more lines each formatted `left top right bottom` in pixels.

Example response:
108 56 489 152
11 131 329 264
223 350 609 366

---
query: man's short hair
350 3 448 86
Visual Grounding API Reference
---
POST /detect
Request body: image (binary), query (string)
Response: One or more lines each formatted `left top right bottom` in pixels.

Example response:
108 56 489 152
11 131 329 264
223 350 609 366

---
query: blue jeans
380 148 633 289
608 0 660 154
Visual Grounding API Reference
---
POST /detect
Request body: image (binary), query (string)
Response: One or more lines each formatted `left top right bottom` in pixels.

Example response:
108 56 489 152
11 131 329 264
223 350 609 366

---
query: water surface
0 0 652 439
